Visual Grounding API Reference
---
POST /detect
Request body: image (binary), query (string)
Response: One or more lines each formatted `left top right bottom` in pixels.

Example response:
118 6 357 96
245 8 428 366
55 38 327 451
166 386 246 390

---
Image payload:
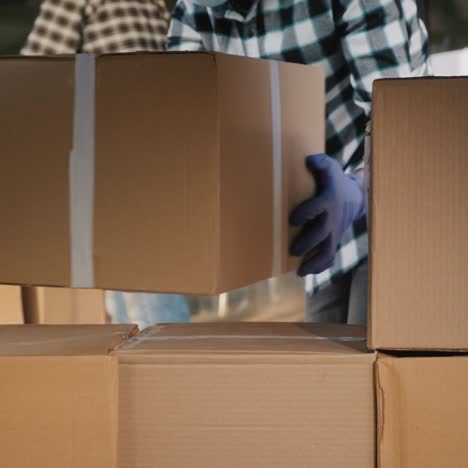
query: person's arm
167 1 206 51
21 0 86 55
290 0 430 275
337 0 429 111
336 0 430 172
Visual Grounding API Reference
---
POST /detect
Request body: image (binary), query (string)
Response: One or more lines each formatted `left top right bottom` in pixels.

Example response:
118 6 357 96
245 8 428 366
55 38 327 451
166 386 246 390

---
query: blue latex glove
290 153 365 276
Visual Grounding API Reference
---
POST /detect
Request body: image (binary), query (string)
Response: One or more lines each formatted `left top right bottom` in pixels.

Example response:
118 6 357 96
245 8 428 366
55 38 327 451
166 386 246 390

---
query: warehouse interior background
1 0 467 323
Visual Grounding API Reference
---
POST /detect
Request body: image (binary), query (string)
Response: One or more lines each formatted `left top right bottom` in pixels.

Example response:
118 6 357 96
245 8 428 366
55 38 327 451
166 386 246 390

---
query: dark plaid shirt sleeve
166 0 429 293
333 0 429 170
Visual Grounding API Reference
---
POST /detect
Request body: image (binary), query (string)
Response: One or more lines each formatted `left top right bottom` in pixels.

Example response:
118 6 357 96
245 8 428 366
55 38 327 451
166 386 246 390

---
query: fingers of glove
290 213 329 257
289 195 327 226
306 153 342 186
305 153 331 172
297 236 335 276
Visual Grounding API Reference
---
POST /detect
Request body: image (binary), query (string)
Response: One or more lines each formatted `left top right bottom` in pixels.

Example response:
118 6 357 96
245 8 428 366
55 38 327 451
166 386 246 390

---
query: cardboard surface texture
115 322 375 468
376 353 468 468
0 285 23 324
0 324 137 468
0 52 324 295
370 77 468 350
0 323 375 468
23 286 107 324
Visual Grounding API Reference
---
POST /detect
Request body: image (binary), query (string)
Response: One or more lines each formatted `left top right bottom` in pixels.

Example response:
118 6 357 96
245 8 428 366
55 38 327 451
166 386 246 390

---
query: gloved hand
290 153 365 276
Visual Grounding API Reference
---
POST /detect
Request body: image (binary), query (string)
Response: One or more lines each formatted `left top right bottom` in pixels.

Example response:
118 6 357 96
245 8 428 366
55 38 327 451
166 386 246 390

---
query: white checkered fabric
168 0 430 293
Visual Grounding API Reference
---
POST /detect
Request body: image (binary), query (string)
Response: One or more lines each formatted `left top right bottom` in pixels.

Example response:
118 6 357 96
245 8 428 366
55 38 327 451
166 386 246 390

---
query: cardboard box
0 323 375 468
0 324 137 468
23 286 107 324
369 77 468 350
376 353 468 468
0 52 324 295
0 285 24 324
115 322 375 468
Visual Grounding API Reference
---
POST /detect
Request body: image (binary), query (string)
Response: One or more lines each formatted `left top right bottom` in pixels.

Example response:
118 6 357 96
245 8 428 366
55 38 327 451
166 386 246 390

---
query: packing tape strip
270 60 282 277
114 334 366 351
122 334 366 343
69 53 96 288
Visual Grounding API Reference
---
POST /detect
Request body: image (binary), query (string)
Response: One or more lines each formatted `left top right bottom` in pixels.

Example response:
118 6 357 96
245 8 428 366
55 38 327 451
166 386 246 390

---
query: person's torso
81 0 170 53
188 0 364 167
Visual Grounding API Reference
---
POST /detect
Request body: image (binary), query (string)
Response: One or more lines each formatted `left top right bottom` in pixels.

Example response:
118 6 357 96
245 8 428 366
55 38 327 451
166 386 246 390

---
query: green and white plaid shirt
168 0 430 293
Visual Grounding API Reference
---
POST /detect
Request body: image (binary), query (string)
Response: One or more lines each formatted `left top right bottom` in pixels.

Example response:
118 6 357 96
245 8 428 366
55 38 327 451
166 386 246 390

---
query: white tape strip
69 54 96 288
269 60 282 277
114 333 366 351
129 335 366 342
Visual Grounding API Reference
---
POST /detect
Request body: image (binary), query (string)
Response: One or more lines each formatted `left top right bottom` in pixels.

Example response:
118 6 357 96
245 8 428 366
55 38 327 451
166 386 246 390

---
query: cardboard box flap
376 352 468 468
0 324 137 356
113 322 370 356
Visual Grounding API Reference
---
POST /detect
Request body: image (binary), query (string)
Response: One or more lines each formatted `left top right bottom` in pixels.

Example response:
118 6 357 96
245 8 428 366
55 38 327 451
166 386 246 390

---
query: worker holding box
168 0 430 325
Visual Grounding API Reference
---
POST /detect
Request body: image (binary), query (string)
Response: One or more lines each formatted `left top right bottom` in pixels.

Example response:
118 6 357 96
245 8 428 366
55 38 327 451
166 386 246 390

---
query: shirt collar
211 0 258 22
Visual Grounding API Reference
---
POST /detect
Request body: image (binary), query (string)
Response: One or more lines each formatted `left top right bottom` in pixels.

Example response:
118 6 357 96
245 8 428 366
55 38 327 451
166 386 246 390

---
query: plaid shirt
168 0 430 293
21 0 169 54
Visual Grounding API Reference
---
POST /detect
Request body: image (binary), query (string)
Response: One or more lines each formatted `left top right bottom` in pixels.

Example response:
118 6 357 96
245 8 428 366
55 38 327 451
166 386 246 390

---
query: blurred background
1 0 466 323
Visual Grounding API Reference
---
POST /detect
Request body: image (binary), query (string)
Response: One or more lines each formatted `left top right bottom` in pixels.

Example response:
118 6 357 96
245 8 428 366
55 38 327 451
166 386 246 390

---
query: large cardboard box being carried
0 53 324 295
369 77 468 350
0 285 24 324
376 353 468 468
0 323 375 468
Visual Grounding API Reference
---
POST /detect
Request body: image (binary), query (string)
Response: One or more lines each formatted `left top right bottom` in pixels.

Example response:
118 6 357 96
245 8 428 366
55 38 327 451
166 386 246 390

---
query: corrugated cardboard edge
367 80 381 350
375 353 402 468
374 345 468 352
367 80 385 350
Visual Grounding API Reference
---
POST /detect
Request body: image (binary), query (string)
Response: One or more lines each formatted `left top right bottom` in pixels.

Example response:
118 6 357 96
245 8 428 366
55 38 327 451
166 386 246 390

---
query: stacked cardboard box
22 287 107 324
2 54 467 468
3 321 468 468
0 286 24 324
0 286 106 324
369 77 468 468
0 323 375 468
